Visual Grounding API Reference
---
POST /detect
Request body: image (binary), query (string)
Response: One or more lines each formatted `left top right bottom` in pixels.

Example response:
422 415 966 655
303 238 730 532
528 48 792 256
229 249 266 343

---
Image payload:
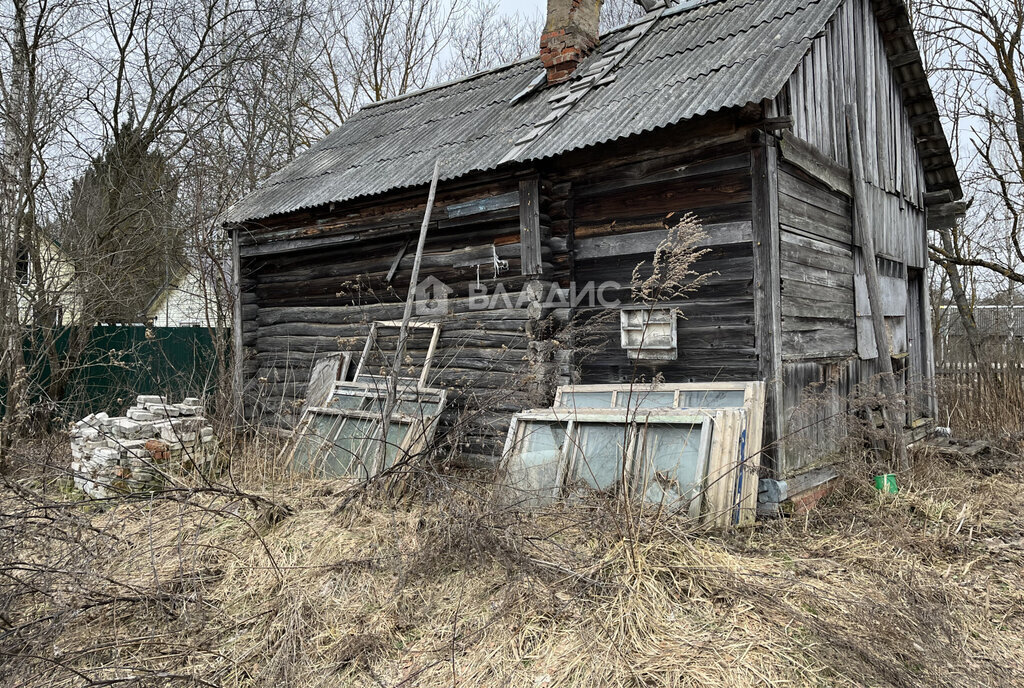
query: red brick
789 483 836 514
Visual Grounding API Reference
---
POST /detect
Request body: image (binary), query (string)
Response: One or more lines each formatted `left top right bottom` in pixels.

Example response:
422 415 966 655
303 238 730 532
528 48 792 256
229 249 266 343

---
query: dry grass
1 440 1022 687
937 370 1024 449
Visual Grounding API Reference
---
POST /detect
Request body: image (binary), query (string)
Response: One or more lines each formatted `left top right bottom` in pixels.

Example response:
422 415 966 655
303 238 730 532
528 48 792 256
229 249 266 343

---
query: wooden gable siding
780 0 927 268
768 0 936 476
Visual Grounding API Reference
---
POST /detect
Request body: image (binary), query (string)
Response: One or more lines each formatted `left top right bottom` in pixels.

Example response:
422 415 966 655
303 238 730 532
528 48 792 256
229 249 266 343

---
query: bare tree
0 0 85 460
442 0 542 79
602 0 644 31
0 0 568 445
919 0 1024 361
334 0 463 102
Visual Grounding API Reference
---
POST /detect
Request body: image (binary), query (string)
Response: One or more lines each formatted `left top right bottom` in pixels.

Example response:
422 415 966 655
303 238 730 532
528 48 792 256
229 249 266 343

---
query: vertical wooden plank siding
785 0 927 267
774 0 937 474
519 178 542 276
750 136 784 467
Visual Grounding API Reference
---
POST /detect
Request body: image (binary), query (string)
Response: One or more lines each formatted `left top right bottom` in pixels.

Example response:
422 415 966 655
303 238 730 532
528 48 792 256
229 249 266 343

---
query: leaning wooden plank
380 160 443 470
847 105 908 472
704 410 737 527
385 239 410 283
301 353 350 419
722 410 747 527
735 384 766 526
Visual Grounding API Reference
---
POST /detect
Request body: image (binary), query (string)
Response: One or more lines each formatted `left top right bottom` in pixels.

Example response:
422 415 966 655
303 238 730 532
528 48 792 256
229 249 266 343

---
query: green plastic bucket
873 474 898 494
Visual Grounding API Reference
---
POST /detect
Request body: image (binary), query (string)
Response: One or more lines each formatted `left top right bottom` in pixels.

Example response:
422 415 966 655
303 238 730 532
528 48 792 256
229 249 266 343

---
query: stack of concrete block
69 395 218 499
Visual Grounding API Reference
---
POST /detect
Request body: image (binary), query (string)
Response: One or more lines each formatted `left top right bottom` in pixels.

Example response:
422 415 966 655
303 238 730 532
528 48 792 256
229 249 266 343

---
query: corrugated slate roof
223 0 860 224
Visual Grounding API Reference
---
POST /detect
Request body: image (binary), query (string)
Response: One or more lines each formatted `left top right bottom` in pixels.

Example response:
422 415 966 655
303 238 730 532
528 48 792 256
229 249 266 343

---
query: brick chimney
540 0 603 84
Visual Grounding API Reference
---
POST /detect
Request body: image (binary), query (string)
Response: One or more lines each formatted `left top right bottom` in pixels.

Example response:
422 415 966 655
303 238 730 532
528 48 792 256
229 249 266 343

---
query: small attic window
620 307 677 360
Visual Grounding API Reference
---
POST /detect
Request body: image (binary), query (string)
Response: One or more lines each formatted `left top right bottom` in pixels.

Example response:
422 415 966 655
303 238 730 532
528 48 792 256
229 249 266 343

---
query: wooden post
846 105 908 471
379 160 442 469
750 131 785 472
519 177 542 276
230 227 244 428
919 273 939 419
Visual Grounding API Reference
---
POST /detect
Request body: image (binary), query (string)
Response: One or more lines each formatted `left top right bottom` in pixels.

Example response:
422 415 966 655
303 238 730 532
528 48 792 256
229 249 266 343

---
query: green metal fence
2 326 223 423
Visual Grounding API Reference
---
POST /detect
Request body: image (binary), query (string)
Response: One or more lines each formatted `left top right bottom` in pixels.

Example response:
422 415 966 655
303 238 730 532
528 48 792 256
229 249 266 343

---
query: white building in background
16 237 84 327
145 265 224 328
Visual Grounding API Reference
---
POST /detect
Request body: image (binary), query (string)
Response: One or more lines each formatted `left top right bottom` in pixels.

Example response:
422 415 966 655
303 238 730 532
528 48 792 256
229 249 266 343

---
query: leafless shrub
936 356 1024 450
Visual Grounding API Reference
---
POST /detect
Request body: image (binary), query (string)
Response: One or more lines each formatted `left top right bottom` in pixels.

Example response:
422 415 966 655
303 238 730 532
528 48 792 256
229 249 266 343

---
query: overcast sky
497 0 545 16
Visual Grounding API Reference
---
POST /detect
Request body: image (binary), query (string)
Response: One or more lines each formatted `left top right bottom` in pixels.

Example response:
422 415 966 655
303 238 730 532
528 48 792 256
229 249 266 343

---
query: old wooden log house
225 0 963 483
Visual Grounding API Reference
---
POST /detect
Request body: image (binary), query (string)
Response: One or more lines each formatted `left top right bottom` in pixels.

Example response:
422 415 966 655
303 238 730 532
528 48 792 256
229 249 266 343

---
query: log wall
236 118 767 467
235 11 943 477
564 143 759 385
237 175 570 466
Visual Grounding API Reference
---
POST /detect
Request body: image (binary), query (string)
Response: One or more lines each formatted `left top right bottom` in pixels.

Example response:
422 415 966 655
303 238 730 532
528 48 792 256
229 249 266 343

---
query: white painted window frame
514 381 766 526
502 408 713 519
353 320 442 389
286 381 447 479
619 306 678 360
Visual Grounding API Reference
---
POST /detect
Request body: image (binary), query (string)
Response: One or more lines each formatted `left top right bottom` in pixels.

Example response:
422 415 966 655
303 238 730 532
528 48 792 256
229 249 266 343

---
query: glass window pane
613 391 676 409
293 413 343 473
571 423 629 492
355 393 441 418
394 400 441 417
679 390 746 408
326 392 371 410
634 424 706 512
506 420 568 506
380 421 411 469
557 391 614 408
326 417 377 477
360 395 387 415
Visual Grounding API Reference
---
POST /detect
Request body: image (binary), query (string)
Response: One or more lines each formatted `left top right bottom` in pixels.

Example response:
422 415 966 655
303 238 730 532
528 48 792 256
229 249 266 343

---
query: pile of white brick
70 395 218 499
